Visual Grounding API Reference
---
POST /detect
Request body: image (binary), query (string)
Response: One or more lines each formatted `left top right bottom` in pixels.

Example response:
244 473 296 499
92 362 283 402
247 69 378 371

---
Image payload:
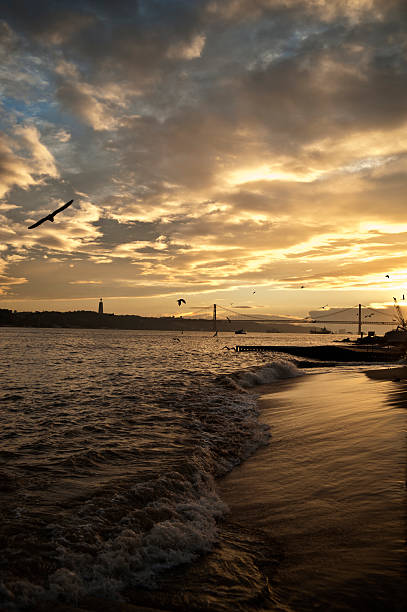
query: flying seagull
385 275 390 278
177 298 186 306
28 200 74 229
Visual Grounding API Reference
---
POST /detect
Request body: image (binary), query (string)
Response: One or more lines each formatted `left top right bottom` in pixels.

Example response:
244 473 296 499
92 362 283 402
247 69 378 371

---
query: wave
0 360 298 610
2 455 227 609
217 358 303 391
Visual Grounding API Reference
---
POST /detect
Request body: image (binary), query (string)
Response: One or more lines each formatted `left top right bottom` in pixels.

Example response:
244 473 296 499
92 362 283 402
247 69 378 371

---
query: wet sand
218 371 407 611
364 365 407 380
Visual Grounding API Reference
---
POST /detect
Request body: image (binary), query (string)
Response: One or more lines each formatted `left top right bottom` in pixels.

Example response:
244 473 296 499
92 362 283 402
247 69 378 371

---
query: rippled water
0 328 312 610
1 327 403 611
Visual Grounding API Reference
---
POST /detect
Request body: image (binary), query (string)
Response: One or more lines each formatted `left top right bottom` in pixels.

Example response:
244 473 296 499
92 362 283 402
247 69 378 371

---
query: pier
236 345 277 352
235 345 402 362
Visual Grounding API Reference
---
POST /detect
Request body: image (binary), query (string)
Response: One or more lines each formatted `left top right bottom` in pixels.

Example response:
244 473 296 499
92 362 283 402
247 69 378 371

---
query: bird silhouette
321 304 328 309
385 275 390 278
177 298 186 306
226 316 231 322
300 286 305 289
28 200 74 229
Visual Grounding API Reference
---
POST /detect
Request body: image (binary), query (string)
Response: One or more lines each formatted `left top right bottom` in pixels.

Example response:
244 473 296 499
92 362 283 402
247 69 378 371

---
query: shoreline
15 358 406 612
218 366 407 611
363 365 407 380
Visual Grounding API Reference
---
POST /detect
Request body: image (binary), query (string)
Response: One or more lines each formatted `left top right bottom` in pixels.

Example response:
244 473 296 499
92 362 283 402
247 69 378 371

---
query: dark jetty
235 345 403 362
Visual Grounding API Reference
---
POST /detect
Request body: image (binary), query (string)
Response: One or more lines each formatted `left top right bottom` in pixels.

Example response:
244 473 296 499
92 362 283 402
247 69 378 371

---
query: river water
0 328 405 611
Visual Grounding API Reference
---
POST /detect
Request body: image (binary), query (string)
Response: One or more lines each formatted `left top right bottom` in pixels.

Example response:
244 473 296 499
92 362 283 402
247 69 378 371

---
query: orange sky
1 0 407 318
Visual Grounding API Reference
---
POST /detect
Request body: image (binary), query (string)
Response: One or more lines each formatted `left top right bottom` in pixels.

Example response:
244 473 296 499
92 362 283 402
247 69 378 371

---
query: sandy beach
218 369 407 611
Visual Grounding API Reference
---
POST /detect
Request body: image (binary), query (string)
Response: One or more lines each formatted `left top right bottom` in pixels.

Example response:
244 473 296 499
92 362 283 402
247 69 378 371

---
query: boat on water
310 327 332 334
235 329 246 335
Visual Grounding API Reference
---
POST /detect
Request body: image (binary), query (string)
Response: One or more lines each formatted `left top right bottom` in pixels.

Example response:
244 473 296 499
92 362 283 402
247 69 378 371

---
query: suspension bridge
179 303 399 336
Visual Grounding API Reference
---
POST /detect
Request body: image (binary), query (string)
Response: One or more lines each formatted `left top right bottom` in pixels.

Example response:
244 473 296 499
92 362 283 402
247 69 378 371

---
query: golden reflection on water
219 371 407 611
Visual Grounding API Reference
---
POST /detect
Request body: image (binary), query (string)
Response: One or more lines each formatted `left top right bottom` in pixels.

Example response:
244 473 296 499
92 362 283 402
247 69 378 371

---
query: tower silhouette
98 298 103 314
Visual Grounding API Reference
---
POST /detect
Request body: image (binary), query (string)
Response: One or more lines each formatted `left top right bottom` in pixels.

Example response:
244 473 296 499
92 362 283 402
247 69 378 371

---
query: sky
1 0 407 319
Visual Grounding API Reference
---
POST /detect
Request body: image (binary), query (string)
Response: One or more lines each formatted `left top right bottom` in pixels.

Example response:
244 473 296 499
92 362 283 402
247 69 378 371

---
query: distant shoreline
0 309 315 333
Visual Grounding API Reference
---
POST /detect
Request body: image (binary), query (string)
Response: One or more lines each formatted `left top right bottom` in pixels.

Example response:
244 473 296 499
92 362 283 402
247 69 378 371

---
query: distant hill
0 308 312 333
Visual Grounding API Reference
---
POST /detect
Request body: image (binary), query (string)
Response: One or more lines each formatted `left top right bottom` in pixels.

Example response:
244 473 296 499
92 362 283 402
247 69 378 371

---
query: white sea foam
219 359 303 391
1 398 260 608
0 331 306 610
44 467 227 604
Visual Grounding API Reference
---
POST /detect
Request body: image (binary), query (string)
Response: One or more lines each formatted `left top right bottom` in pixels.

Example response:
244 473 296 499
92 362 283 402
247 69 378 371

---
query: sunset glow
0 1 406 317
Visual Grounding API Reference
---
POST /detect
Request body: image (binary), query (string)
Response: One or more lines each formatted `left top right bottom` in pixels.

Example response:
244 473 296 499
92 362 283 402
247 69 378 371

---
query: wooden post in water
213 303 217 336
358 303 362 337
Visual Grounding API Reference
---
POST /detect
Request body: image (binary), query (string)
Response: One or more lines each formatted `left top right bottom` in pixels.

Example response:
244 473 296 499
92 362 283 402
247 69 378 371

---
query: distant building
98 298 103 314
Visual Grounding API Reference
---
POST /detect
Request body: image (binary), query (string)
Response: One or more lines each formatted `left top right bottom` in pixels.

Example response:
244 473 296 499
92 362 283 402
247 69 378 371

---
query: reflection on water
385 380 407 411
218 371 407 611
1 328 405 610
0 328 310 610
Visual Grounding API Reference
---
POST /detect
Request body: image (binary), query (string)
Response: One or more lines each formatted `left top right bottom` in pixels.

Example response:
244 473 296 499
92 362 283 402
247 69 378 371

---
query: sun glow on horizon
0 2 405 317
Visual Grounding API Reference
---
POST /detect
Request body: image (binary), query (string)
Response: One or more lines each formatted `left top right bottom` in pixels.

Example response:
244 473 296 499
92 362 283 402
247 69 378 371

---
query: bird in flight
321 304 328 309
28 200 74 229
385 275 390 278
177 298 186 306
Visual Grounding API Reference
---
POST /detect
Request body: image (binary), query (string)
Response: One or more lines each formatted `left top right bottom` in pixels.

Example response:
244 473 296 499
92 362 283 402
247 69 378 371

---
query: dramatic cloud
0 0 406 316
0 126 58 198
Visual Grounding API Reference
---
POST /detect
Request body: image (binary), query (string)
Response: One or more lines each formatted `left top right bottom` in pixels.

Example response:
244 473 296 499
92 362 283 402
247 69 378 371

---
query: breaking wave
0 338 301 610
217 358 303 391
